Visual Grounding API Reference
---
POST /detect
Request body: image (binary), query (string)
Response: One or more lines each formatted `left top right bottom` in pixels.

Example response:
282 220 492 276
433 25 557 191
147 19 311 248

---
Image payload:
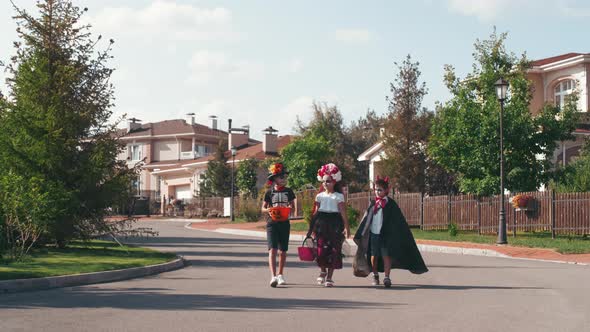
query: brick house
117 114 292 213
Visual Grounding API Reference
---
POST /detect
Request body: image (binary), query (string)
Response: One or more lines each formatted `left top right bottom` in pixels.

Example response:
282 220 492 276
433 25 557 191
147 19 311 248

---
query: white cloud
447 0 517 21
560 3 590 17
446 0 590 21
187 50 265 84
335 29 372 43
86 1 234 42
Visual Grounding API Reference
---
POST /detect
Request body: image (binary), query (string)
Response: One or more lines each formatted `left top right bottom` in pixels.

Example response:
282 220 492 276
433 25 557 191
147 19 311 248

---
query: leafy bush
0 173 69 261
299 191 316 225
346 205 360 229
550 144 590 193
239 198 262 222
448 222 458 237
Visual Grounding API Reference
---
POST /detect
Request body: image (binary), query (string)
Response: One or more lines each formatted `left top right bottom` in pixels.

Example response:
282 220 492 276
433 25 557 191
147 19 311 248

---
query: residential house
117 115 293 213
527 53 590 165
151 127 292 205
358 52 590 184
117 114 229 201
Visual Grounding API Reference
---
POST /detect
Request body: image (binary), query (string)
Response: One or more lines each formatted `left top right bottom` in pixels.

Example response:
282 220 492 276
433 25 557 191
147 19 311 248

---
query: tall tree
0 0 136 247
294 101 356 188
381 55 433 193
236 158 259 199
280 134 334 190
428 30 578 196
199 142 232 197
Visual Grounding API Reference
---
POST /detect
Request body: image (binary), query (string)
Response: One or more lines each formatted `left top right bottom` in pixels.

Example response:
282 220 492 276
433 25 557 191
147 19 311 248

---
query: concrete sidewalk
174 217 590 266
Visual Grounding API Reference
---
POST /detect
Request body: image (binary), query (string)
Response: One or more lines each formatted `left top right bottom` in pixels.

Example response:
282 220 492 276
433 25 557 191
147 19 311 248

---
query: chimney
186 113 196 125
262 126 278 154
209 115 218 130
227 118 249 150
128 117 142 132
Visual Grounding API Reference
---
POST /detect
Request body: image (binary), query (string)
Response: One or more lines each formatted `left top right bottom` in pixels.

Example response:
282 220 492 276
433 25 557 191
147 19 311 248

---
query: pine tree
199 142 232 197
381 55 433 193
0 0 136 247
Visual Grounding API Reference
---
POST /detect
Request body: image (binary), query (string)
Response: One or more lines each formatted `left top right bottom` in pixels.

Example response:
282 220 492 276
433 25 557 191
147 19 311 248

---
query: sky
1 0 589 140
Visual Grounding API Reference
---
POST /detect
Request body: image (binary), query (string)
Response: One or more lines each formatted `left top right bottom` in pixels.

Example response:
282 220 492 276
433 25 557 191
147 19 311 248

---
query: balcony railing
180 151 198 160
180 151 212 160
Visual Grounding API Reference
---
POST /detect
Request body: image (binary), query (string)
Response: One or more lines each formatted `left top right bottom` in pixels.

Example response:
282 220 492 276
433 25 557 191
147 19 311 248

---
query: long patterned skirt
312 212 344 270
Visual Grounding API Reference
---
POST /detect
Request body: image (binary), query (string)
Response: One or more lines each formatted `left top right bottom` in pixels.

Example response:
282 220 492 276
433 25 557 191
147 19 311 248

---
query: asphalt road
1 220 588 332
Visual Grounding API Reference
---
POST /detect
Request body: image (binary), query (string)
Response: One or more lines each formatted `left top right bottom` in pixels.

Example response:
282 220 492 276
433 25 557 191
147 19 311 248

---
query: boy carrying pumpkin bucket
261 162 295 287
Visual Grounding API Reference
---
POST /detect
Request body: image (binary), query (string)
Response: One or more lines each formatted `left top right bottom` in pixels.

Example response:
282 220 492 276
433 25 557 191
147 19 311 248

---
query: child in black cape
353 176 428 287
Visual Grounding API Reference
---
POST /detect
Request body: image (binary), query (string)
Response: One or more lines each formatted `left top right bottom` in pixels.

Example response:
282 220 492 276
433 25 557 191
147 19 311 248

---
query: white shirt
371 197 387 234
315 191 344 213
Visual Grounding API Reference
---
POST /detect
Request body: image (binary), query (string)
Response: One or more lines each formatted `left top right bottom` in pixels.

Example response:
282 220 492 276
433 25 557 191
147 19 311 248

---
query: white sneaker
317 272 327 285
277 274 286 285
270 276 278 288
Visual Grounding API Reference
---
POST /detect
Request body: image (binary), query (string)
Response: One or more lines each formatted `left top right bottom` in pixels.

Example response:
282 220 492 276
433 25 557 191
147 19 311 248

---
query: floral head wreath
317 163 342 183
267 162 288 185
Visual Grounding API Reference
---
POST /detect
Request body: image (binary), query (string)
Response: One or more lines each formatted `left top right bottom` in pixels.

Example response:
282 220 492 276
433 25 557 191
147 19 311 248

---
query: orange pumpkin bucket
268 206 291 222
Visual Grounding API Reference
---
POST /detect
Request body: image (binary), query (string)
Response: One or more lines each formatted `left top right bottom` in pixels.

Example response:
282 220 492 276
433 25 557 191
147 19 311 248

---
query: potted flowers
510 194 534 211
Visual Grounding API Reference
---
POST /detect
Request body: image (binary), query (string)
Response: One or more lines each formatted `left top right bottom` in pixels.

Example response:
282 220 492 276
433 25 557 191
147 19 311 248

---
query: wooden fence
300 190 590 236
181 190 589 236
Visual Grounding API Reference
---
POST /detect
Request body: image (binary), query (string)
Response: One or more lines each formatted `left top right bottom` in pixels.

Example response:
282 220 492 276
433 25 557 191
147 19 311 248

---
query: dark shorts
370 232 389 257
266 221 290 251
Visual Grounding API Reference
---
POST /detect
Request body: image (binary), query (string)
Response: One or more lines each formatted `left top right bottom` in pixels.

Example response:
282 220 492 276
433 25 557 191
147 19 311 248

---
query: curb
0 257 186 294
187 225 510 258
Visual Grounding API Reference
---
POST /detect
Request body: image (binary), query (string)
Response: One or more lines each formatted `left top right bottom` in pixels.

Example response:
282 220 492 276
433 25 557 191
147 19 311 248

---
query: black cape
353 198 428 274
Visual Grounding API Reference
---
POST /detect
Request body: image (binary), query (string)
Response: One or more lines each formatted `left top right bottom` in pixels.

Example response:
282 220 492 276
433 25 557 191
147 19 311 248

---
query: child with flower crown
308 163 350 287
261 162 296 288
353 176 428 288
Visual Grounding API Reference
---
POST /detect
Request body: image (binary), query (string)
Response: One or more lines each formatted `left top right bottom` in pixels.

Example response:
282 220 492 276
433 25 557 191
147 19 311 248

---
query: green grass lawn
292 222 590 254
411 229 590 254
0 240 177 280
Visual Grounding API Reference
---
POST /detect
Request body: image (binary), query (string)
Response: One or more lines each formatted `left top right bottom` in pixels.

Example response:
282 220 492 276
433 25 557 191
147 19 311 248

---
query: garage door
175 185 192 200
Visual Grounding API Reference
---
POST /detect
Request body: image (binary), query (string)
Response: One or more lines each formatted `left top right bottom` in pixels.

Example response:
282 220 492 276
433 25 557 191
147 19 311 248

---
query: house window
130 144 142 161
196 145 211 157
155 176 161 197
132 177 141 196
554 79 575 109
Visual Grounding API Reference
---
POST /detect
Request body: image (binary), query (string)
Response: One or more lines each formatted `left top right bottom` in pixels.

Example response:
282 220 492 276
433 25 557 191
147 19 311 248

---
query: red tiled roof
232 135 293 160
120 119 227 138
530 53 585 67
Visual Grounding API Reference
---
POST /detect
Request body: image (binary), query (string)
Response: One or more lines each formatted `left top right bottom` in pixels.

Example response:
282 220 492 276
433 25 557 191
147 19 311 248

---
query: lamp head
495 78 509 101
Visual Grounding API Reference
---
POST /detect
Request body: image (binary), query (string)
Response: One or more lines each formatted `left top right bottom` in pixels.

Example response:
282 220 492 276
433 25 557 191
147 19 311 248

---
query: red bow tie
374 197 386 213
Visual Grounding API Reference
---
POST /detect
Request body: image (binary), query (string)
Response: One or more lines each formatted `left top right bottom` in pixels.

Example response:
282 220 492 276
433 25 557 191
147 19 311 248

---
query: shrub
300 191 316 225
346 205 360 229
0 173 68 261
239 198 261 222
448 222 458 237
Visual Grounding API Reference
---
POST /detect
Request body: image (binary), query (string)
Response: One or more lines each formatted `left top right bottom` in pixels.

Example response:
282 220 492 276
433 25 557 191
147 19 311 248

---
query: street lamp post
230 145 237 222
495 78 509 245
